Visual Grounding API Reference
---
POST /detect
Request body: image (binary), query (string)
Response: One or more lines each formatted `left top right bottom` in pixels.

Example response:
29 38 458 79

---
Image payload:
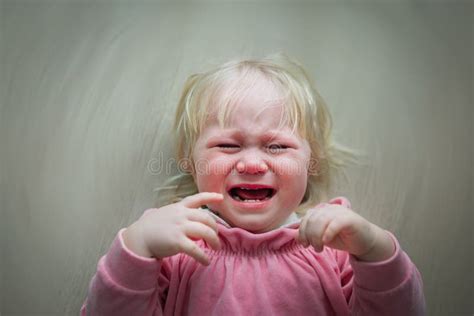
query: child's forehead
207 97 286 118
207 77 287 116
195 68 302 138
205 95 288 130
201 103 301 140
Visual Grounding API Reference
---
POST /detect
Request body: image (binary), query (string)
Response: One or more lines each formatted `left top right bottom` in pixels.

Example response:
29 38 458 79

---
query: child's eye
217 144 240 150
267 144 289 153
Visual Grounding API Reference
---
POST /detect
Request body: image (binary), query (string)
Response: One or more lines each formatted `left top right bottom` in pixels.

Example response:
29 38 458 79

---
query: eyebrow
210 129 298 142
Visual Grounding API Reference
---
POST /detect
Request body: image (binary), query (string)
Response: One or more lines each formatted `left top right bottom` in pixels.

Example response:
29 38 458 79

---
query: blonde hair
155 52 363 216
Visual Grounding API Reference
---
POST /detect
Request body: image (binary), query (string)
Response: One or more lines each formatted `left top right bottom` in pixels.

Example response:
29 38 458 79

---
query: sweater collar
198 207 301 230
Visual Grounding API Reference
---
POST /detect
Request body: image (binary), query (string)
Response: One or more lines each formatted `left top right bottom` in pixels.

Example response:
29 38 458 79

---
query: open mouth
228 185 276 203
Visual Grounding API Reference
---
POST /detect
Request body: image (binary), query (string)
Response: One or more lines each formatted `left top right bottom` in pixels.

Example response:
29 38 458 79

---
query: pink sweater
81 197 425 315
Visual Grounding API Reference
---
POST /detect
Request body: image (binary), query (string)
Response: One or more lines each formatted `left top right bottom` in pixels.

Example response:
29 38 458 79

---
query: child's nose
235 154 269 174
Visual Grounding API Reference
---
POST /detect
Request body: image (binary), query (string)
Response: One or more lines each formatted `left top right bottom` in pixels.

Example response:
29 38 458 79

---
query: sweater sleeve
80 228 169 316
338 232 426 316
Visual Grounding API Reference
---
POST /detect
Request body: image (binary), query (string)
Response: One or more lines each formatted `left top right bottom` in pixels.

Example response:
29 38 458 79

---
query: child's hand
296 203 395 262
123 192 224 265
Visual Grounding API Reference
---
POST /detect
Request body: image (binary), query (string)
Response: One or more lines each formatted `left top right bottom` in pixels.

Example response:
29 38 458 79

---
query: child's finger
297 211 312 247
322 217 348 244
184 222 221 251
308 214 331 252
187 210 219 233
181 192 224 209
297 204 330 246
179 237 211 266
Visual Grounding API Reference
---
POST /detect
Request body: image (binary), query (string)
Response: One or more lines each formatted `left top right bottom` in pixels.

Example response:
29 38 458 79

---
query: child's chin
227 214 276 233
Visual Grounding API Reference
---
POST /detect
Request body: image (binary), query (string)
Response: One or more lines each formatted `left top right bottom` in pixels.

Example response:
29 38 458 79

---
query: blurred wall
1 1 472 315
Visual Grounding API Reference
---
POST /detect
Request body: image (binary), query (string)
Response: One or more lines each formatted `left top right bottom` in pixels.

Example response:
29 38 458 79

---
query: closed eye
267 144 289 153
217 144 240 148
216 144 240 152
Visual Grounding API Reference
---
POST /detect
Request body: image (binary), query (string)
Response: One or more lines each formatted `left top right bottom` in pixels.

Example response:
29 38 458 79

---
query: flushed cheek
194 155 236 185
271 157 309 177
276 177 308 209
209 155 236 176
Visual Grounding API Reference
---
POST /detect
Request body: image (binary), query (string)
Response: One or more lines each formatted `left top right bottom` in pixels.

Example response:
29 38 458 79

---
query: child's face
192 77 311 233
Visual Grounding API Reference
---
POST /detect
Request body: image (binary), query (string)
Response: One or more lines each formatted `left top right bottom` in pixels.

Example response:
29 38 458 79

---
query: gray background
1 1 472 315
